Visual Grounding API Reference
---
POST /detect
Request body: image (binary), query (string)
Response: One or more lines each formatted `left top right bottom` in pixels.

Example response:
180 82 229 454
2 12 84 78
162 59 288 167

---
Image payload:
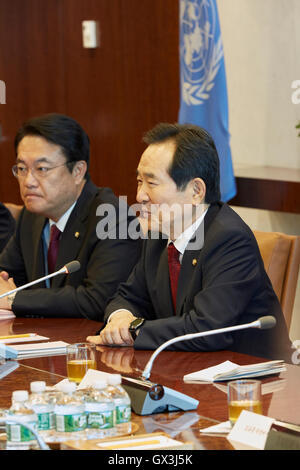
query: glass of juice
66 343 97 383
227 379 262 425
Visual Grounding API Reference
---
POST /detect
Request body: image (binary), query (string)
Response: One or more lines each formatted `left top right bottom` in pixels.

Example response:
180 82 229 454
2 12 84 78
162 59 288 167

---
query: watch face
130 318 145 330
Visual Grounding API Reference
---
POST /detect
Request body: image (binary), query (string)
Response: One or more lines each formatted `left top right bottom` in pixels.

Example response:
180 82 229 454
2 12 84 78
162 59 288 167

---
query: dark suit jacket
0 180 142 320
105 203 292 362
0 203 16 252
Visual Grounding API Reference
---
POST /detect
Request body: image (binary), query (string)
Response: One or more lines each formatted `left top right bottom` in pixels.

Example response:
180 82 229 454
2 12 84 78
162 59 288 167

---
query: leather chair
254 230 300 331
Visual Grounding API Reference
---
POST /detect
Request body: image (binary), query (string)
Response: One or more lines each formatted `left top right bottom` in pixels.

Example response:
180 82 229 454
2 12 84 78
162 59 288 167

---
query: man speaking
0 113 141 320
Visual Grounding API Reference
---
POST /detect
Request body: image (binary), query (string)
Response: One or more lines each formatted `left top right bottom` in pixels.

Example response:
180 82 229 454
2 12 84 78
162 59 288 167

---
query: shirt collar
48 201 77 233
169 207 208 255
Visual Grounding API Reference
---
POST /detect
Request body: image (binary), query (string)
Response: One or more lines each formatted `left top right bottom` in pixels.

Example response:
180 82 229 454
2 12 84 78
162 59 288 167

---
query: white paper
12 341 69 358
183 360 285 382
53 369 116 391
52 379 70 390
227 410 274 450
200 421 232 434
184 360 238 382
77 368 114 388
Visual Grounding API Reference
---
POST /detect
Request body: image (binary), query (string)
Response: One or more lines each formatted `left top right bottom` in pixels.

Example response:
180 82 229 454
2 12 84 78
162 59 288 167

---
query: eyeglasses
12 162 73 179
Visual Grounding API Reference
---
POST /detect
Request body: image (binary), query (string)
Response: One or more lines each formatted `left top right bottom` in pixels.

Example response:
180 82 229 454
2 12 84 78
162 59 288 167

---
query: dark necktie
167 243 181 312
47 224 61 274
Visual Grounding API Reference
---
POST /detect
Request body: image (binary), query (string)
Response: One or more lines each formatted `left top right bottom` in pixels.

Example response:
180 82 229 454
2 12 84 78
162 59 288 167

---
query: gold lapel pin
74 232 80 239
192 259 197 266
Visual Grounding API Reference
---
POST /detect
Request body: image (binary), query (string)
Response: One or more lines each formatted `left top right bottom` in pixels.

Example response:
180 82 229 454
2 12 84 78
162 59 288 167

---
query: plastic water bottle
106 374 131 434
84 380 116 439
6 390 38 450
28 381 55 439
54 381 86 440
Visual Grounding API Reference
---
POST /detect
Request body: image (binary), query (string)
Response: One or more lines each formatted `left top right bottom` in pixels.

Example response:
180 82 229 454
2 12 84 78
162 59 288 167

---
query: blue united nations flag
178 0 236 202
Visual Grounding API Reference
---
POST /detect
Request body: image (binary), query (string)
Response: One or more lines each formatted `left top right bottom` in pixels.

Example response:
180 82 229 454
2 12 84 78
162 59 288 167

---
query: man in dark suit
87 123 292 362
0 113 141 320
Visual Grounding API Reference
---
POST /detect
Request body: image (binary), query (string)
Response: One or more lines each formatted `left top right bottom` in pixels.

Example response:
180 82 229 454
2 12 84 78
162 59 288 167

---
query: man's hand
87 310 137 346
0 271 10 281
0 273 16 310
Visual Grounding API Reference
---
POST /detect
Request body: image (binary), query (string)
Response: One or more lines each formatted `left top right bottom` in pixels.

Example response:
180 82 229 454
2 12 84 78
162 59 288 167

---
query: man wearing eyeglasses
0 113 142 320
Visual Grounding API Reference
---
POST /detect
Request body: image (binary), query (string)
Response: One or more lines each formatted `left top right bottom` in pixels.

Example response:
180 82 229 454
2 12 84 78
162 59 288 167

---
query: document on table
183 360 286 383
11 341 70 359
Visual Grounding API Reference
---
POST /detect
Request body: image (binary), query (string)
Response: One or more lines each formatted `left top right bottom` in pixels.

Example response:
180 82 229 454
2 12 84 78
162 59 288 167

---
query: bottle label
6 422 36 443
87 410 114 429
116 405 131 424
37 411 55 430
56 413 86 432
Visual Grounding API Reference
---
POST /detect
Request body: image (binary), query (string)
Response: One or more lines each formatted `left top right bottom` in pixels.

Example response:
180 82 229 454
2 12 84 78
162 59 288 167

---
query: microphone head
257 316 277 330
64 260 81 274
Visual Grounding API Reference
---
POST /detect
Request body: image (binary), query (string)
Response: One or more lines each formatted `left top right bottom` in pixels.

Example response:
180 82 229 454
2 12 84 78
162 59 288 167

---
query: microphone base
122 376 199 416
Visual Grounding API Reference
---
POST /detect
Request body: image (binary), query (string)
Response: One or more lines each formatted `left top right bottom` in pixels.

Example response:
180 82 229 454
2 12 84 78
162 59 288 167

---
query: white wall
218 0 300 169
217 0 300 340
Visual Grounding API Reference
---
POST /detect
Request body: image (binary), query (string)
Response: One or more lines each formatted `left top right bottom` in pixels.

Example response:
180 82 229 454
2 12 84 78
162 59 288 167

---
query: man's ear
73 160 87 183
192 178 206 205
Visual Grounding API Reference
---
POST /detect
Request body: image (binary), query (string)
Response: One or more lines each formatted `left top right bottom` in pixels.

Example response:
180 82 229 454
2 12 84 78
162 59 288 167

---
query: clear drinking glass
228 379 262 425
66 343 97 384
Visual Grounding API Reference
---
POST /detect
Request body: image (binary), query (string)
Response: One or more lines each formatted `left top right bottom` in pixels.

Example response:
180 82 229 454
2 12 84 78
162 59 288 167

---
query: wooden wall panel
0 0 179 205
0 0 66 203
62 0 179 204
229 177 300 214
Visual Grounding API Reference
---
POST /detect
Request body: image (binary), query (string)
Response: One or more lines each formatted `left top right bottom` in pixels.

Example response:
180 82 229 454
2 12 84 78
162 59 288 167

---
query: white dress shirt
169 207 208 263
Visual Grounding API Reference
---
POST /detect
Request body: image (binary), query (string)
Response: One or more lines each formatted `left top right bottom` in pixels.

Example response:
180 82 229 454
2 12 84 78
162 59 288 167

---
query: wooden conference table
0 317 299 450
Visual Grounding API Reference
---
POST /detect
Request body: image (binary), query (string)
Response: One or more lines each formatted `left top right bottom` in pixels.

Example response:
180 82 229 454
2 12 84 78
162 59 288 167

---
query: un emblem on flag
180 0 224 106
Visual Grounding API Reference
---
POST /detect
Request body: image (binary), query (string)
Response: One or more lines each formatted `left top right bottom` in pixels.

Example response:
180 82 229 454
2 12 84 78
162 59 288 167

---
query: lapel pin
192 259 197 266
74 232 80 239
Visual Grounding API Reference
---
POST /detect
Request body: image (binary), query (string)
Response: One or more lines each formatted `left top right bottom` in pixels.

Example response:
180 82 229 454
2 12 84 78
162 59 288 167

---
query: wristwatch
7 292 16 309
129 318 145 341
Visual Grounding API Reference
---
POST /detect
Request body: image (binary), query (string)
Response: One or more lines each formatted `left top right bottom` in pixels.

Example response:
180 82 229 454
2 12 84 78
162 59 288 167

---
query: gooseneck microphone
0 260 81 299
141 316 277 380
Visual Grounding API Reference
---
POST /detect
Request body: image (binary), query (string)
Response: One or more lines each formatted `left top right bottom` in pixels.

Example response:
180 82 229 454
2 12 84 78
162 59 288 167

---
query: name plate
228 410 274 450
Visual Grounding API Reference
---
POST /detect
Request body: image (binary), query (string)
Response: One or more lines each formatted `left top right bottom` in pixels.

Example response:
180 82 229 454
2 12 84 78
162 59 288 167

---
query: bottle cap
30 381 46 393
12 390 29 402
107 374 122 386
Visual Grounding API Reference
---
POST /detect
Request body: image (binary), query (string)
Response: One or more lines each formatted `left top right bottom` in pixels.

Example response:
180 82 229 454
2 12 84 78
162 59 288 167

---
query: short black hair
14 113 90 178
143 123 221 203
